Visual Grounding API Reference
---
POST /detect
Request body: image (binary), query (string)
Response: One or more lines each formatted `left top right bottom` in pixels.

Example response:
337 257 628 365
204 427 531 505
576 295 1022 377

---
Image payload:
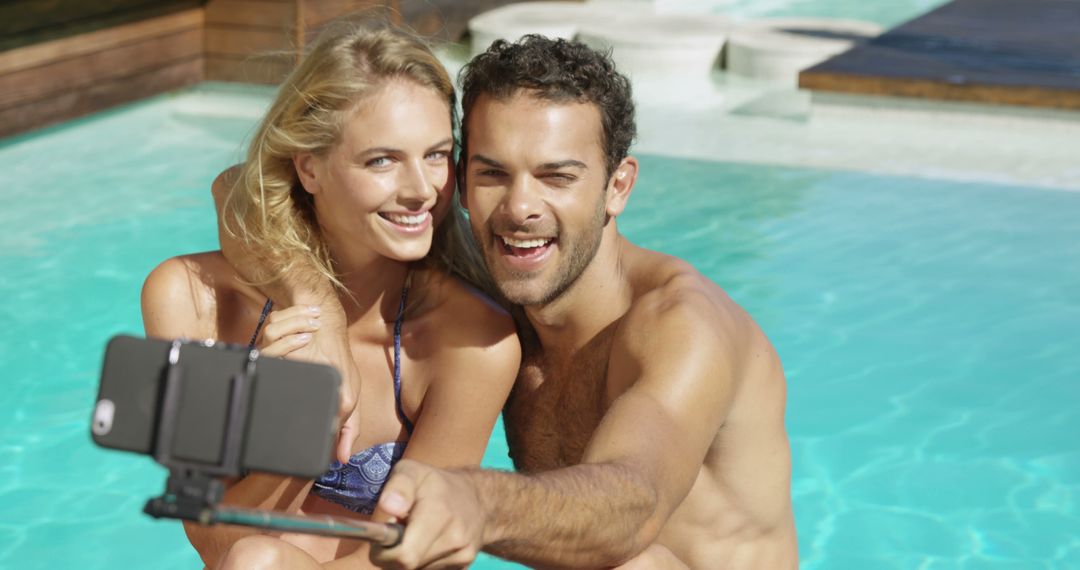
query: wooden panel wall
0 0 203 52
202 0 521 83
0 8 204 138
204 0 297 83
203 0 385 84
0 0 523 137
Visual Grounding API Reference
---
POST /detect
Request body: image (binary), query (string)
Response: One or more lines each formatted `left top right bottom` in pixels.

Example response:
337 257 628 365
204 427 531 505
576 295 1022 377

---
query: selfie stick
141 339 404 547
210 507 404 545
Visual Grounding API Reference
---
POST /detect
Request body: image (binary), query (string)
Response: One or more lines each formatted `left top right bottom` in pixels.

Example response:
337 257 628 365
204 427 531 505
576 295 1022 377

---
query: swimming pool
3 78 1077 569
680 0 950 26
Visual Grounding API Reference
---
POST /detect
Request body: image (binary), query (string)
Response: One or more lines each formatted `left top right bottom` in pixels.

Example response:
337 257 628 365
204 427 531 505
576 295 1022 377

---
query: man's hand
369 459 486 570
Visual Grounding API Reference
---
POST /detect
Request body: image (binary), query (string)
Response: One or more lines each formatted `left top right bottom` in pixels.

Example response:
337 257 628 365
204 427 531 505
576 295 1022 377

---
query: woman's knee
216 535 297 570
611 543 690 570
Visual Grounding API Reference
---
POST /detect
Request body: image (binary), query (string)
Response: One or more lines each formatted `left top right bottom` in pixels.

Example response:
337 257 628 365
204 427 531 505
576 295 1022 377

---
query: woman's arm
322 282 519 570
211 166 361 465
141 256 211 341
401 280 520 469
141 257 316 568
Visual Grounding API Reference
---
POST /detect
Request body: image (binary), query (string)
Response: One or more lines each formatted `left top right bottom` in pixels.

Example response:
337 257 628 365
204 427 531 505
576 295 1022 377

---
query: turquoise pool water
2 82 1078 569
698 0 950 26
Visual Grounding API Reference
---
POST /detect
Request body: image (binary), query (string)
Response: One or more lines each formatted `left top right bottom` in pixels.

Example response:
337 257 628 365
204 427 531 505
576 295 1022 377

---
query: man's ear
293 152 322 195
605 156 638 218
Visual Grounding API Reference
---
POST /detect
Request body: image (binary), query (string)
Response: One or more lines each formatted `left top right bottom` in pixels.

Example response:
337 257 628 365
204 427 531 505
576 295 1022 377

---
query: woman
140 21 520 569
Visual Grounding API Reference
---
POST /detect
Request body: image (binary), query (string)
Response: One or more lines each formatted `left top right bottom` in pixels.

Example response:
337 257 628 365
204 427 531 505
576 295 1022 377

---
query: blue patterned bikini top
248 285 413 515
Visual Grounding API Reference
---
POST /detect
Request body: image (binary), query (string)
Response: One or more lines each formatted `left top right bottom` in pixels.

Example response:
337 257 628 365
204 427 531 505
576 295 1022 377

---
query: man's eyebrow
470 154 505 168
537 160 587 171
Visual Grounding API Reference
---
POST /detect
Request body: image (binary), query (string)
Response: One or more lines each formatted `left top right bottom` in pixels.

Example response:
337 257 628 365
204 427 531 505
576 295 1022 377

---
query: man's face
463 93 612 306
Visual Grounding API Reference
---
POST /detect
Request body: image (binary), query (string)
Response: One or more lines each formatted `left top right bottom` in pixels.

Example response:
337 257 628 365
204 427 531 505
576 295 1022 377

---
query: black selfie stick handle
144 492 405 546
142 341 405 546
210 507 405 547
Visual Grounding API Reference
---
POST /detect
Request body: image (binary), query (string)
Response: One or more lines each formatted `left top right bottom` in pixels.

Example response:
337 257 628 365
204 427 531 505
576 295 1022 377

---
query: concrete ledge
577 12 729 78
727 18 882 85
469 2 727 76
468 1 595 57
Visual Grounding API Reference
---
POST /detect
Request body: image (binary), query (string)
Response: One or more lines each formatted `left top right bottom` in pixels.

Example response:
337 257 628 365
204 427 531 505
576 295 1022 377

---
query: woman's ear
605 156 638 219
293 152 322 195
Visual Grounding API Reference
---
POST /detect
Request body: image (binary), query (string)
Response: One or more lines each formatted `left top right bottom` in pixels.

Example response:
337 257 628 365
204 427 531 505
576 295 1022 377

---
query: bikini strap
248 298 274 350
248 286 411 434
392 276 414 435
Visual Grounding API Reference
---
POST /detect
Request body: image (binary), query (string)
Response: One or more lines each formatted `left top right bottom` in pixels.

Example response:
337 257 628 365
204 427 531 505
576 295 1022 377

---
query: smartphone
92 335 340 479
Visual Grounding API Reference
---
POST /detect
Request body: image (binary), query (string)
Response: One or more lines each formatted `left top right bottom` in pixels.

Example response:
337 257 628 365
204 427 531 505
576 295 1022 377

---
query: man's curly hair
459 35 636 178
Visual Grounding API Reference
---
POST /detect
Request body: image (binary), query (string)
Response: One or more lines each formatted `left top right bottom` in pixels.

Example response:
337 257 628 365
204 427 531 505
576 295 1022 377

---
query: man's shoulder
625 250 742 332
605 247 778 405
615 247 766 370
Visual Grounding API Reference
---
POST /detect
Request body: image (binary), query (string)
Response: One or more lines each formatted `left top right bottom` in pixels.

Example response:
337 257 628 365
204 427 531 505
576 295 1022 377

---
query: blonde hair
222 20 493 298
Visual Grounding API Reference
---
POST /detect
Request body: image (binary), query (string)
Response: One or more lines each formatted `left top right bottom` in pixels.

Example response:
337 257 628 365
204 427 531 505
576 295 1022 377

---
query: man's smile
496 234 556 270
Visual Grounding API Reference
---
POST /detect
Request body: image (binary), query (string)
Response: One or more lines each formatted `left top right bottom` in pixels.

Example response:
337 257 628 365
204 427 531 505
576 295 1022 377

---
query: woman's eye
426 150 450 161
366 156 392 168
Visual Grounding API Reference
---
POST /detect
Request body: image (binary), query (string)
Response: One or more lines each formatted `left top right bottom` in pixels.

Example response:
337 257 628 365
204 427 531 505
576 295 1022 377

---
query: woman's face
297 78 455 265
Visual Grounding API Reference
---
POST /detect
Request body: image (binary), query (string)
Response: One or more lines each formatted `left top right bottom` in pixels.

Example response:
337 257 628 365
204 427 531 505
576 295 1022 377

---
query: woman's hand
262 298 361 464
256 305 321 358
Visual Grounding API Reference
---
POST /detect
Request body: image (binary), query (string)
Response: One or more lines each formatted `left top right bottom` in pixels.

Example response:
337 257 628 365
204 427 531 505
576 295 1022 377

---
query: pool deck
799 0 1080 110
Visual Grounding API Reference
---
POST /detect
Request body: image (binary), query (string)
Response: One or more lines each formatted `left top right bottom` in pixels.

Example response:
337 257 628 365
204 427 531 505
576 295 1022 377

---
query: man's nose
504 177 543 225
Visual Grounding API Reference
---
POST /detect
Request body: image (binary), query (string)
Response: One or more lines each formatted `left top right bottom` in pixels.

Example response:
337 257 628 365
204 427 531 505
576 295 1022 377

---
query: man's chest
502 344 613 472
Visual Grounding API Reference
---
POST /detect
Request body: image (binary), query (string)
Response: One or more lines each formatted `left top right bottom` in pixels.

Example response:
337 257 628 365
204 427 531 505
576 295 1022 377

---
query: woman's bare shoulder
413 268 522 394
141 251 247 339
425 270 516 343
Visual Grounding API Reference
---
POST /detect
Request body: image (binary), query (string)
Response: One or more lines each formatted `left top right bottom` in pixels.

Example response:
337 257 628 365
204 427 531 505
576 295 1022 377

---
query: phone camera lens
92 399 115 436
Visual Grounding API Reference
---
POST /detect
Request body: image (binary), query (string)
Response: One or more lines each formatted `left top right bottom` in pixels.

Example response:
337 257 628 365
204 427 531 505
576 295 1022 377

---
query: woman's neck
327 243 412 326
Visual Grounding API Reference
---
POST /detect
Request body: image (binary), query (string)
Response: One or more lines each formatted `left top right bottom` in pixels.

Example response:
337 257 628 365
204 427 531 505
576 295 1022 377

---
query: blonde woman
140 22 520 568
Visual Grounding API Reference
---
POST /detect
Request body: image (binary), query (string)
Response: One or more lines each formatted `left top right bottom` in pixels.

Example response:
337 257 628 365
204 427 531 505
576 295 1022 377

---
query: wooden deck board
800 0 1080 110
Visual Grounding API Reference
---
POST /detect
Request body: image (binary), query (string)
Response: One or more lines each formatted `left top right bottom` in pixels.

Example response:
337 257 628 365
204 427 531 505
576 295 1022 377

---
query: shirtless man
364 36 797 569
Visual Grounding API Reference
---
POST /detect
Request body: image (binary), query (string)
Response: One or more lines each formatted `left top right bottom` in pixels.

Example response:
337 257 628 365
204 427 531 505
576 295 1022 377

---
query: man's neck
525 230 633 355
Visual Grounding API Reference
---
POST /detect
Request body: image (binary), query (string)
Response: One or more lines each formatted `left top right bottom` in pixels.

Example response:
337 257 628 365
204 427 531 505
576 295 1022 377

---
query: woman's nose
399 159 438 204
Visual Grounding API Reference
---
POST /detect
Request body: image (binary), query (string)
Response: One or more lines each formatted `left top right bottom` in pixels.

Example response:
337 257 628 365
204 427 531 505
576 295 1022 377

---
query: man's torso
502 246 797 569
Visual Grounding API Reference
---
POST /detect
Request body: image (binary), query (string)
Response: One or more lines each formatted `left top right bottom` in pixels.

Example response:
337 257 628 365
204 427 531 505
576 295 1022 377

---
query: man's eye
477 169 504 177
546 174 575 183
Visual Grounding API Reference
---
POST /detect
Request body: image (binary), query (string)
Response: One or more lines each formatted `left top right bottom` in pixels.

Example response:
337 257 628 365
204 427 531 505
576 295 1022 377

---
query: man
367 36 797 569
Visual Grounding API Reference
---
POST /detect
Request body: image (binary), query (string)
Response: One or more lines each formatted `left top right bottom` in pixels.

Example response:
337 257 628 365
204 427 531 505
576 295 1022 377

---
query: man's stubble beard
477 190 608 307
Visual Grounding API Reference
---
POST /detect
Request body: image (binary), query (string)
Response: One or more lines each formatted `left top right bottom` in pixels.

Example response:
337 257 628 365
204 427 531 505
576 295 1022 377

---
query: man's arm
211 166 360 463
373 289 740 569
